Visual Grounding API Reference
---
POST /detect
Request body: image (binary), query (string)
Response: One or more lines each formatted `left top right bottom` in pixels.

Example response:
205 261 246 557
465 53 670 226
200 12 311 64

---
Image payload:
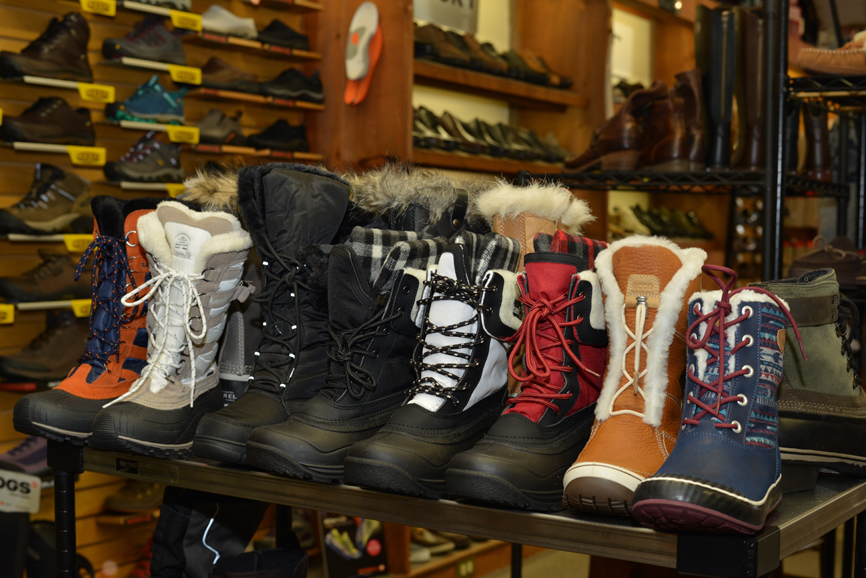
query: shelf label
0 304 13 325
70 300 92 318
63 234 93 253
166 184 186 197
67 146 106 166
165 125 199 144
0 108 3 125
456 557 476 578
170 10 202 31
80 0 117 16
78 83 115 103
168 65 202 85
0 471 41 514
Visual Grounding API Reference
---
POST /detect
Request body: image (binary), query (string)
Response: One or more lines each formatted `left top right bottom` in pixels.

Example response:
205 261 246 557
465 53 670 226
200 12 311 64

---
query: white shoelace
607 300 653 418
105 261 207 408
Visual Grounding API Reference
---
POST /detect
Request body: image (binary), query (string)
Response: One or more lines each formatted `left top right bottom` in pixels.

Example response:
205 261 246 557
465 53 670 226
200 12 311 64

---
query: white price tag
0 471 41 514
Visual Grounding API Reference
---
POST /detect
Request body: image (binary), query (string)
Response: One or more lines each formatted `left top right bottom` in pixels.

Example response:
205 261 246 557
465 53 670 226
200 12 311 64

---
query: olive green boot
751 269 866 490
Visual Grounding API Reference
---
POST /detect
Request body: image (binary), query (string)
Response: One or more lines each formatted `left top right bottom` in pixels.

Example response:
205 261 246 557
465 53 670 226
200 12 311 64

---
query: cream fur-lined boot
562 236 705 516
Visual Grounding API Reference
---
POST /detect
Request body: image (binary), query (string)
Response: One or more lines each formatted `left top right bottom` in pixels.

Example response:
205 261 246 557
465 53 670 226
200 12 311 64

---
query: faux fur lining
473 180 594 233
483 270 522 333
578 270 605 331
183 167 240 216
594 236 707 426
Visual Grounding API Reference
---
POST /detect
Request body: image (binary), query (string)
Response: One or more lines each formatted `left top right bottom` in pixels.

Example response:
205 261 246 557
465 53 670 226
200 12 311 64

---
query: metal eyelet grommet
125 230 138 247
732 421 743 434
402 285 412 294
743 365 754 378
743 306 754 318
743 335 754 347
737 394 748 406
693 304 701 315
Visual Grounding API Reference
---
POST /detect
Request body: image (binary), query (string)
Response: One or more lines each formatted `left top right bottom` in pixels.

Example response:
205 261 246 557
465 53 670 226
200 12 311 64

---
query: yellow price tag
63 234 93 253
166 184 186 197
80 0 116 16
67 146 106 166
0 109 3 125
170 10 202 31
168 65 202 85
70 300 92 318
165 125 200 144
0 304 14 325
78 83 115 103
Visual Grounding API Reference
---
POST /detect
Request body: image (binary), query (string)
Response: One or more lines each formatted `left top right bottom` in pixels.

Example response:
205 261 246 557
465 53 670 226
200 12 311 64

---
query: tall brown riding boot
640 92 689 172
803 106 831 182
733 8 764 170
675 70 706 171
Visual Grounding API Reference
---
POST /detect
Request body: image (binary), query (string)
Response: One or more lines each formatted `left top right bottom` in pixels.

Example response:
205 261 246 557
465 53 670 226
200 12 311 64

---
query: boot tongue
158 204 232 273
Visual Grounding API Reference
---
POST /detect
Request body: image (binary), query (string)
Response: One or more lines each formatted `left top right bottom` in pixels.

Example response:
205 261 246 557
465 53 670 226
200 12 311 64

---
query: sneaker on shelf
354 519 381 549
293 508 316 549
104 132 184 183
325 529 362 560
410 528 454 556
431 530 470 550
257 19 310 50
102 16 186 66
105 75 186 125
258 68 324 103
104 479 164 512
0 12 92 82
0 309 89 381
0 163 93 235
135 0 190 10
0 251 91 303
196 109 246 146
409 543 431 564
201 5 258 39
245 120 310 152
200 56 259 94
0 436 49 476
0 97 94 146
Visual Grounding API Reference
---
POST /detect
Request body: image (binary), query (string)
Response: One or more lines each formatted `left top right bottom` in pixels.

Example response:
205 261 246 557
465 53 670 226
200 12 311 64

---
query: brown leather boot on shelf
565 81 668 172
414 23 472 67
732 8 764 171
462 33 508 75
639 93 690 171
803 105 832 182
675 70 707 171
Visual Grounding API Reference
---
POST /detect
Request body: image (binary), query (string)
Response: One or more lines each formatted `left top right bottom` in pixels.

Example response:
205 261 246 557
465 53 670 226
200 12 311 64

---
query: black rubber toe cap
13 389 108 442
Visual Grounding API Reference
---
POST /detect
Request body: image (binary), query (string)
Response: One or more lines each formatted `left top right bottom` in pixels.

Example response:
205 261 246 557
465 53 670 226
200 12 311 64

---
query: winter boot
245 228 446 483
344 231 521 498
632 265 804 533
562 236 706 515
192 164 351 464
89 201 253 458
750 269 866 487
13 196 158 444
732 8 764 170
445 231 608 511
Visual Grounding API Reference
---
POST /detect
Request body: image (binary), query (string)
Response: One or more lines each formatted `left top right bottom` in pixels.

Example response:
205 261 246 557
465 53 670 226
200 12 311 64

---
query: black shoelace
838 295 862 390
248 236 305 392
325 306 404 399
407 273 486 407
25 18 67 54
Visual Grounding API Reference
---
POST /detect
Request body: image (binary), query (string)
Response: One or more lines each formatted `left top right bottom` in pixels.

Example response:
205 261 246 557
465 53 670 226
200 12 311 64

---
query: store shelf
789 75 866 109
186 88 325 111
118 1 202 29
413 59 587 111
184 32 321 61
16 299 88 312
76 447 866 576
413 148 563 175
98 59 201 85
1 76 115 103
0 142 106 166
187 143 322 162
240 0 323 12
99 180 184 194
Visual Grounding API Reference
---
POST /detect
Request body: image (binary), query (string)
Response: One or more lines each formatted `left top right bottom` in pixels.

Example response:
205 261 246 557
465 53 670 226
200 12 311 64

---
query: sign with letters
0 471 41 514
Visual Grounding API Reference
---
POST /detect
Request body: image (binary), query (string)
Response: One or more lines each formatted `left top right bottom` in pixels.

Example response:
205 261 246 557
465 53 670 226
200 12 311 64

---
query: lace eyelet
731 420 743 434
743 365 754 378
681 424 686 430
125 230 138 247
693 304 700 315
743 306 754 318
401 285 412 294
737 394 748 406
397 307 405 315
690 332 698 341
743 335 754 347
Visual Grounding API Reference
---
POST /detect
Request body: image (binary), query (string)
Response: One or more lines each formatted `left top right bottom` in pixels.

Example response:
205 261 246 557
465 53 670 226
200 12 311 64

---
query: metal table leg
855 510 866 578
46 441 83 578
511 543 522 578
847 517 857 578
275 504 293 548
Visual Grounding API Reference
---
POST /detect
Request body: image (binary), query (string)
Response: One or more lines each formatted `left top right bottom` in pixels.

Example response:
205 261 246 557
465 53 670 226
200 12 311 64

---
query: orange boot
562 236 705 515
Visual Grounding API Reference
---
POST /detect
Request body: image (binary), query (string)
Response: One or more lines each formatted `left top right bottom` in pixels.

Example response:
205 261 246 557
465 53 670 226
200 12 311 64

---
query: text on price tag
64 234 93 253
70 300 93 318
0 304 13 325
166 125 200 144
0 471 41 514
168 65 202 85
80 0 117 16
78 83 115 103
170 10 202 31
67 146 106 166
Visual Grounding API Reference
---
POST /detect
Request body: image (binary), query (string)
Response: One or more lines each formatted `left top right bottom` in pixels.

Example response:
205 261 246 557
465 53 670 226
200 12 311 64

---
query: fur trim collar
578 270 605 331
594 236 706 427
473 180 594 233
182 167 240 216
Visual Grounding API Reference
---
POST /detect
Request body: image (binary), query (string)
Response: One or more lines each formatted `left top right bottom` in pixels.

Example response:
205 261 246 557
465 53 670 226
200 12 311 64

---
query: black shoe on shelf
257 19 311 50
102 16 186 66
246 120 310 152
103 131 184 182
0 12 92 82
258 68 324 103
0 97 95 146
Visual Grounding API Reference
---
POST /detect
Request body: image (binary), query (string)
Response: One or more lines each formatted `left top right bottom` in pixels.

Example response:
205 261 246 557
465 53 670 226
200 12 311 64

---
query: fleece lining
473 181 594 233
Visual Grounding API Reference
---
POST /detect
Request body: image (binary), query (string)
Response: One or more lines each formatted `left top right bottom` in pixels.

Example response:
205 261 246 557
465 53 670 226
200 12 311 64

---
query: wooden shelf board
413 60 586 110
184 33 322 61
413 148 563 175
187 144 322 162
187 88 325 111
243 0 324 12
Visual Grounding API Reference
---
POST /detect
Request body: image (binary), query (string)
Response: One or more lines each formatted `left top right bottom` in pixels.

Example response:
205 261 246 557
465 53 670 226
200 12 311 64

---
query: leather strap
784 293 839 327
447 189 469 232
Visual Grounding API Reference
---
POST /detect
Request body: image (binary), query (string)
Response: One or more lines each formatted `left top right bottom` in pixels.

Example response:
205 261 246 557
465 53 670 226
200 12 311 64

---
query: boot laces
24 18 68 54
837 295 862 390
111 259 207 408
504 289 598 414
683 264 806 430
407 273 485 407
607 295 654 418
325 306 403 399
75 236 136 366
247 237 304 393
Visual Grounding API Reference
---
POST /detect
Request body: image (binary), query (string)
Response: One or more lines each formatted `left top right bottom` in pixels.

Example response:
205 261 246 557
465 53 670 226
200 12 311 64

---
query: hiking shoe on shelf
200 56 259 93
0 12 91 82
196 109 246 146
102 16 186 66
0 251 91 303
246 120 310 152
258 68 324 103
201 5 257 39
104 132 184 183
0 163 92 235
105 75 186 125
0 97 94 145
0 436 49 476
257 19 310 50
0 309 89 380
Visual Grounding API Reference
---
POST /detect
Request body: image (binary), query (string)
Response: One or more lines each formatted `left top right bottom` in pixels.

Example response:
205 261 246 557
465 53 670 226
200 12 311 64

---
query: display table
45 440 866 578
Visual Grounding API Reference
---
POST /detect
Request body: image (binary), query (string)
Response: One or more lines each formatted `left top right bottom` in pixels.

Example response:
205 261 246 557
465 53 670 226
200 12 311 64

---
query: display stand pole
762 0 783 280
47 440 83 578
511 543 522 578
855 510 866 577
856 114 866 248
275 504 293 548
844 519 856 578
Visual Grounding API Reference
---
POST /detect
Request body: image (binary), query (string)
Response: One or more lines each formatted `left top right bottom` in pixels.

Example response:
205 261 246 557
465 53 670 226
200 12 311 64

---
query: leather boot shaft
701 7 736 169
733 8 764 170
784 101 800 173
675 69 707 170
803 105 832 181
639 93 689 171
